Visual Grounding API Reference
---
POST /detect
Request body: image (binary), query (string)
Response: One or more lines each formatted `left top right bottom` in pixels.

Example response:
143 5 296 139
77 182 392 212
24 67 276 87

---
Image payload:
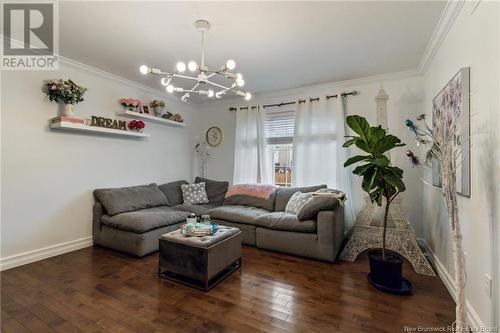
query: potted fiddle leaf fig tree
343 115 411 294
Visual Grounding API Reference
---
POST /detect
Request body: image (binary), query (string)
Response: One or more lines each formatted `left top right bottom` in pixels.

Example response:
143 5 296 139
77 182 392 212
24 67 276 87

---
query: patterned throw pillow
285 191 313 215
181 182 209 205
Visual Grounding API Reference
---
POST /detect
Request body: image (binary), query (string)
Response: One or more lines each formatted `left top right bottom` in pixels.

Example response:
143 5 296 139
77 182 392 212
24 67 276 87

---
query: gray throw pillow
296 189 346 220
158 180 189 206
181 182 209 205
94 183 169 216
274 184 327 212
194 177 229 205
285 191 313 215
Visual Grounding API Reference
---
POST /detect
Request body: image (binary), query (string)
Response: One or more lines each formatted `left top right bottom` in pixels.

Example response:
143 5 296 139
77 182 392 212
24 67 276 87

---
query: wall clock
206 126 224 147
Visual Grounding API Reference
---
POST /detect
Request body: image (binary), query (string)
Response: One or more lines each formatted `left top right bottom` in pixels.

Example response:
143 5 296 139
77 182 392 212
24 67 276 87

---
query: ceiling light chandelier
139 20 251 102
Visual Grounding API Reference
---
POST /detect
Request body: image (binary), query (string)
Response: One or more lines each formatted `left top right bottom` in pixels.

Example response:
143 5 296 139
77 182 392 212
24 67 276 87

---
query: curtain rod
228 90 358 111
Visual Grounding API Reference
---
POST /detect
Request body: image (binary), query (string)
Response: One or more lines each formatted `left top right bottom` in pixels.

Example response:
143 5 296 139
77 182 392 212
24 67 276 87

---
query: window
266 108 295 187
272 144 293 187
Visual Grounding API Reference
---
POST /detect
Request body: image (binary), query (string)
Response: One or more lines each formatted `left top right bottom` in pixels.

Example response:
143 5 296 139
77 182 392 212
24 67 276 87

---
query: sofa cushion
223 189 277 211
181 182 210 205
285 191 314 215
195 177 229 205
94 183 169 216
206 205 270 225
172 204 219 216
158 180 188 206
101 206 189 233
297 191 346 221
274 185 327 212
255 212 317 233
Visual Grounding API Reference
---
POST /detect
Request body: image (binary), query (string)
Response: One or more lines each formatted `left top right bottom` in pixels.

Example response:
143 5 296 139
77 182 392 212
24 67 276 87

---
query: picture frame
142 105 149 114
431 67 470 197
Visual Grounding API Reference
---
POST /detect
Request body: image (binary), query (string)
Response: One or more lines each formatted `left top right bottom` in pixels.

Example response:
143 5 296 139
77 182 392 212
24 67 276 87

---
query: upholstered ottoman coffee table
158 226 242 291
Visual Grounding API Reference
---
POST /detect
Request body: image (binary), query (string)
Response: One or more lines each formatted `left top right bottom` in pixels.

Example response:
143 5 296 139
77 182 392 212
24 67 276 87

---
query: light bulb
215 91 222 99
225 59 236 70
236 73 243 81
208 90 214 98
166 85 174 93
236 79 245 87
176 62 186 72
245 92 252 100
188 61 197 72
139 65 149 75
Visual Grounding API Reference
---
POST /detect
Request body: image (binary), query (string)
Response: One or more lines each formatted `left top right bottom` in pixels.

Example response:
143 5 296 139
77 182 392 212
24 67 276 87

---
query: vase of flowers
120 98 142 112
149 100 165 116
45 79 87 117
128 120 145 132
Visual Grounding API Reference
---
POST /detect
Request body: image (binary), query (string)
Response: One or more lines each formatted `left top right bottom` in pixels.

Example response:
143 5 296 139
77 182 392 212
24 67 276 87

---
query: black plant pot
367 249 413 295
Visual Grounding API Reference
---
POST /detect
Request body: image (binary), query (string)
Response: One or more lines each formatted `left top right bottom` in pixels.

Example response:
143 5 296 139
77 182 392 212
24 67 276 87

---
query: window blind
266 113 295 145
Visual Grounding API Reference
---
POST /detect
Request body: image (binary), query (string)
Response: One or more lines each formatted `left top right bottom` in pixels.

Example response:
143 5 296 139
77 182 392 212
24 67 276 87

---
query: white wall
0 60 200 266
421 1 499 327
197 74 426 236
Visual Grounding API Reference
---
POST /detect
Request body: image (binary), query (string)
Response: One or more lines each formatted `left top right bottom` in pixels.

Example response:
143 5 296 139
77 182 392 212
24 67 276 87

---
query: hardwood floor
1 246 454 333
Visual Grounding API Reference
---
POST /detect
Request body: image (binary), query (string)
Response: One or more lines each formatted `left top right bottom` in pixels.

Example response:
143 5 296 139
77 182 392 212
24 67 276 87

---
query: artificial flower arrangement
149 100 165 108
128 120 145 132
120 98 142 111
172 113 184 123
46 79 87 105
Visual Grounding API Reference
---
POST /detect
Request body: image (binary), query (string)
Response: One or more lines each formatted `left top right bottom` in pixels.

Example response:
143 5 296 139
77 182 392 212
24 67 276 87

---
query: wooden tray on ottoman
159 226 242 291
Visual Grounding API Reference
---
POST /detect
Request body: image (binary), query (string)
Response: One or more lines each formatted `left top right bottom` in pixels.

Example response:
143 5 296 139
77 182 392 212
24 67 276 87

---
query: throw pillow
94 183 169 216
181 182 209 205
297 189 347 220
285 191 313 215
158 180 189 206
194 177 229 205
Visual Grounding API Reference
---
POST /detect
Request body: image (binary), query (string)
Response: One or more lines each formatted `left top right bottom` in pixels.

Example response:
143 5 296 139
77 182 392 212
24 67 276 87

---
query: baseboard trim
0 237 93 271
418 238 485 329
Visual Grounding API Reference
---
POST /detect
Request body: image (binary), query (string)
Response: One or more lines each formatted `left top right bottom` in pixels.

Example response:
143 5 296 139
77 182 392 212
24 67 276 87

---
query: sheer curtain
233 106 272 184
292 95 355 225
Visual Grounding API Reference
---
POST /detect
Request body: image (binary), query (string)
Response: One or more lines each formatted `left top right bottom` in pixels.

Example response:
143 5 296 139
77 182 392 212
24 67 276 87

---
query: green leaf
370 156 390 167
342 138 357 148
346 115 370 143
362 169 378 192
344 155 371 167
373 135 406 155
367 126 386 147
382 173 406 192
352 163 373 176
354 140 371 153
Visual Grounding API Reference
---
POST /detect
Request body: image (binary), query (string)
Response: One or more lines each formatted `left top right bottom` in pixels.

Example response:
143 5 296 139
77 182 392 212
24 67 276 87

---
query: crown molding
418 0 465 74
58 56 197 109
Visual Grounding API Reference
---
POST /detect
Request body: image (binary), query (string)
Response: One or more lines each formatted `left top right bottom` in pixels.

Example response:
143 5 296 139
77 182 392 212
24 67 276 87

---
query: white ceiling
60 1 446 102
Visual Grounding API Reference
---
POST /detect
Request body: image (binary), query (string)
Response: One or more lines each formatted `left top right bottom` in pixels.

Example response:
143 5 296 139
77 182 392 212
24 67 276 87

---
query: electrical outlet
484 274 492 298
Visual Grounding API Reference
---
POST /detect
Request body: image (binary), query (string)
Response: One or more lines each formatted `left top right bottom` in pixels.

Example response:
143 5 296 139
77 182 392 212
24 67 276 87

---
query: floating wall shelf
116 110 186 128
50 121 150 138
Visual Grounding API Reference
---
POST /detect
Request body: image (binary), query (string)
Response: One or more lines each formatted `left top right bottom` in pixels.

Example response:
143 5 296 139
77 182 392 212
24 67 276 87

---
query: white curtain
292 95 355 225
233 106 272 184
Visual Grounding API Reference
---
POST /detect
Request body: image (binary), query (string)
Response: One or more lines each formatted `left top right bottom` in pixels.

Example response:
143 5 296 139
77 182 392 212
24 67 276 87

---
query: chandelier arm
189 82 200 93
172 73 199 81
205 80 232 90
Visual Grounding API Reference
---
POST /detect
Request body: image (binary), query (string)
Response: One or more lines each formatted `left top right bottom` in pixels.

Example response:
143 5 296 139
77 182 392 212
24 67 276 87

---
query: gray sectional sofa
93 178 345 262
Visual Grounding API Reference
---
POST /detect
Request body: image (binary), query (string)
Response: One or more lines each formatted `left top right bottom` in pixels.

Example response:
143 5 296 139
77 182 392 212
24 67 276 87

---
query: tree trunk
382 198 390 260
442 164 467 331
